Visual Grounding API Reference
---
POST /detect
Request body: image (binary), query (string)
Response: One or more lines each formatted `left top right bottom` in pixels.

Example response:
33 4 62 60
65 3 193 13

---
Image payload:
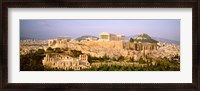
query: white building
99 32 125 41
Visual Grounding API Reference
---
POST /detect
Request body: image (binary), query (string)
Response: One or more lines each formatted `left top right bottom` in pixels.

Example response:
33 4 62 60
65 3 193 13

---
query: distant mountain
20 37 49 40
20 37 36 40
130 33 158 43
126 34 180 44
20 36 65 40
76 35 99 41
152 37 180 44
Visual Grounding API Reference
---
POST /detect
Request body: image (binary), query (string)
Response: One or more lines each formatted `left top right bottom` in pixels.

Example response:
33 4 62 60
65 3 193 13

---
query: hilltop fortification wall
123 42 157 50
48 39 157 51
80 41 124 49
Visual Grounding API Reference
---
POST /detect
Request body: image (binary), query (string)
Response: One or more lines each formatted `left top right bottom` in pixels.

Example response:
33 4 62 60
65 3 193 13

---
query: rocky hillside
76 35 99 41
130 33 158 43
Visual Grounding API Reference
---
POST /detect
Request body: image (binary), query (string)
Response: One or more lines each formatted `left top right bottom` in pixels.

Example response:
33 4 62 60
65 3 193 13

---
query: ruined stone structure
48 38 157 51
80 41 157 50
46 34 158 65
42 54 90 70
47 32 157 51
123 42 157 51
99 32 125 41
48 37 71 47
80 41 124 49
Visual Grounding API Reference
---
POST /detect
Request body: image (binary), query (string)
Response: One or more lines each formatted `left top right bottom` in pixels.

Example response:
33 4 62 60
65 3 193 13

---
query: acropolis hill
48 32 157 58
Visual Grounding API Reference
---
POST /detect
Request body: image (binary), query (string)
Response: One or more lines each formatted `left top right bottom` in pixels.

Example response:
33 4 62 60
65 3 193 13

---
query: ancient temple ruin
42 54 90 70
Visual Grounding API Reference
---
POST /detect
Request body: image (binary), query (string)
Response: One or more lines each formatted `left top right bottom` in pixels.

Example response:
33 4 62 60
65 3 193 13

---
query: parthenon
99 32 125 41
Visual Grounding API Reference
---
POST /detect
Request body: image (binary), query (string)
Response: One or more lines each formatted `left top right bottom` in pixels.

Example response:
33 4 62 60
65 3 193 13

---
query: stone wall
80 41 124 49
80 41 157 51
42 54 90 70
48 39 157 51
123 42 157 51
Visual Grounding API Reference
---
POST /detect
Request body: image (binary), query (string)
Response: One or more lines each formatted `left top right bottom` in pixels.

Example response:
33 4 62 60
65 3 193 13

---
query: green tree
46 47 54 53
130 38 134 42
54 47 62 53
102 54 109 61
129 57 134 62
118 55 125 61
138 58 146 64
111 57 117 61
20 49 45 71
70 50 83 57
36 49 45 54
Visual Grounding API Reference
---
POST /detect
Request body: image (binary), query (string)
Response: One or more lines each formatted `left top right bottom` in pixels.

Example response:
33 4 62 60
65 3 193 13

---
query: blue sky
20 19 180 41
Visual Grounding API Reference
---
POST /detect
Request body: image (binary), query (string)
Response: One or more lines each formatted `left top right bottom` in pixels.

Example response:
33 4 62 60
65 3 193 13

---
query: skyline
20 19 180 41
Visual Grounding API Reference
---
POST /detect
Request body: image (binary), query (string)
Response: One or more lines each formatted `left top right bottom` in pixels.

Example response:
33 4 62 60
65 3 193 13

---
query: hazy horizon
20 19 180 41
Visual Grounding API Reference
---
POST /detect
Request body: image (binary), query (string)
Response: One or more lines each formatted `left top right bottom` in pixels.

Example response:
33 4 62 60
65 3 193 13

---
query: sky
20 19 180 41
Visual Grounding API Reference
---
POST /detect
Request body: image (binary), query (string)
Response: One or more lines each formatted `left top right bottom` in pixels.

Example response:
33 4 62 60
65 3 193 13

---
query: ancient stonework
48 38 157 51
42 54 90 70
46 37 158 61
99 32 125 41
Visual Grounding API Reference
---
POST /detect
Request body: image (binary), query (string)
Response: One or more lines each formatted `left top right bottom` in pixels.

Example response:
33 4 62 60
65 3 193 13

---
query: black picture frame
1 0 199 91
